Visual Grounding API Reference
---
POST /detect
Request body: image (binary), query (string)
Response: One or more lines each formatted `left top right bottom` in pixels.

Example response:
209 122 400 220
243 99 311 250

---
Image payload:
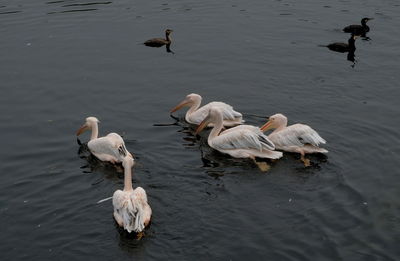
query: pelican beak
195 116 210 135
260 120 273 132
76 123 89 136
170 99 190 113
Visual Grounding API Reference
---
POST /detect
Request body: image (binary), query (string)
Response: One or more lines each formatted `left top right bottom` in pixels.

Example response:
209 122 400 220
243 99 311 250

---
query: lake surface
1 0 399 260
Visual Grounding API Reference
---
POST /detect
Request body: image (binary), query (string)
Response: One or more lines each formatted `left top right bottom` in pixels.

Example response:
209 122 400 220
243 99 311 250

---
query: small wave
48 8 97 14
62 2 112 7
0 10 21 15
46 0 65 4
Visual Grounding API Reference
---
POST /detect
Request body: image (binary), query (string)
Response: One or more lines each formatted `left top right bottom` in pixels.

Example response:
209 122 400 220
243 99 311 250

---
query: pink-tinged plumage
112 156 152 233
260 113 327 166
76 116 131 163
196 107 282 164
171 93 243 127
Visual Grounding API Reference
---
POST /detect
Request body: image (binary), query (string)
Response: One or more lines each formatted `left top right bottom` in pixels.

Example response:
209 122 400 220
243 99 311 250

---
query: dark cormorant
343 18 373 35
325 35 358 53
144 29 173 47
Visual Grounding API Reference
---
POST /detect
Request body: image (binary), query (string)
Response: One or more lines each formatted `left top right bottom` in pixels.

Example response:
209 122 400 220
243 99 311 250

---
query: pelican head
260 113 287 132
122 155 134 169
170 93 202 113
195 107 222 135
76 116 100 136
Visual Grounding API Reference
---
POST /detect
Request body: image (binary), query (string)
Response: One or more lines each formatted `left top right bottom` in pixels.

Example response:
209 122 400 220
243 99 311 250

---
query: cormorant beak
195 115 211 135
260 120 273 132
76 123 89 136
368 18 374 21
170 99 190 113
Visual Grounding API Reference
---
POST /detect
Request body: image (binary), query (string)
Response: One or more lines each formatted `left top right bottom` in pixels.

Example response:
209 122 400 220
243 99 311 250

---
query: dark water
1 0 400 260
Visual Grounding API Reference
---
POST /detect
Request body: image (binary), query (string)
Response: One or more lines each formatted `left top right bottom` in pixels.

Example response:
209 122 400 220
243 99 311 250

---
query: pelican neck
90 123 99 140
208 113 224 142
186 98 202 119
123 165 133 191
272 121 288 133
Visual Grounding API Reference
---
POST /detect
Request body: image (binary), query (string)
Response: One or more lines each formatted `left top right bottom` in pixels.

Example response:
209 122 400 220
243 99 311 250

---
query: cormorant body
343 18 373 35
144 29 173 47
326 35 358 53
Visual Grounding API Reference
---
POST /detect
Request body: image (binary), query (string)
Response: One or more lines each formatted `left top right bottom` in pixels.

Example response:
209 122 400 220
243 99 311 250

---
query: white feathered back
112 188 149 233
269 124 326 148
212 125 275 151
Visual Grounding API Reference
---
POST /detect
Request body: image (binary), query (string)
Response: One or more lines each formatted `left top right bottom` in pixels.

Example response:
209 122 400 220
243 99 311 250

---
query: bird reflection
115 222 149 253
154 115 197 148
178 126 198 148
166 43 174 54
347 49 356 66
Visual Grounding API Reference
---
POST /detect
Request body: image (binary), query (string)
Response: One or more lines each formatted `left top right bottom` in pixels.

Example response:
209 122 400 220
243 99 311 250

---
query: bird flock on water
75 17 373 238
143 18 374 65
76 93 327 237
322 17 373 65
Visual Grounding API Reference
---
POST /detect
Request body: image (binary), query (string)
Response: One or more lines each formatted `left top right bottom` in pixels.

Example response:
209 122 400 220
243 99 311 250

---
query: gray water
1 0 400 260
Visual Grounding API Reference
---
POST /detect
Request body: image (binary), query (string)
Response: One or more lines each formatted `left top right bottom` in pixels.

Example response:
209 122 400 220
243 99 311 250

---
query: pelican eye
118 145 127 157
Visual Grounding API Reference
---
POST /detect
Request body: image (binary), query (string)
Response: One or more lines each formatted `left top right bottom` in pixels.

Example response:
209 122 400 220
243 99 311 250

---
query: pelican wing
112 189 127 210
270 124 326 147
192 102 242 123
88 133 129 162
213 126 275 151
112 188 149 233
130 187 151 232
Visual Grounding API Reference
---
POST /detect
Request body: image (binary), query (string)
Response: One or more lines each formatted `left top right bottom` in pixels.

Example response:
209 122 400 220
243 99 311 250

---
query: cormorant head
361 17 373 24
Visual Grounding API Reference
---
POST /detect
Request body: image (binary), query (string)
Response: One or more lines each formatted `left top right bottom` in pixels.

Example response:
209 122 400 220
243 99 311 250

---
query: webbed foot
301 156 311 167
137 231 145 240
253 159 270 172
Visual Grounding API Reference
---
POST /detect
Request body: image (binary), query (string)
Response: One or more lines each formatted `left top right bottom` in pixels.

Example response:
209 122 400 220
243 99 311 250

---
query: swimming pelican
195 107 282 171
113 156 152 235
170 93 243 127
76 116 131 163
260 113 328 166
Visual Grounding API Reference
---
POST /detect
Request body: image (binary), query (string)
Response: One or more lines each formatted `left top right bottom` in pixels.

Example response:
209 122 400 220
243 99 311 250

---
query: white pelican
76 116 131 163
113 156 152 235
195 107 282 171
260 113 328 166
170 93 243 126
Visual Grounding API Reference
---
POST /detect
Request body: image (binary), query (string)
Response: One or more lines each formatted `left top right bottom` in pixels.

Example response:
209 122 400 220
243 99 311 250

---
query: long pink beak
260 120 273 132
170 100 190 113
195 117 210 135
76 124 89 136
